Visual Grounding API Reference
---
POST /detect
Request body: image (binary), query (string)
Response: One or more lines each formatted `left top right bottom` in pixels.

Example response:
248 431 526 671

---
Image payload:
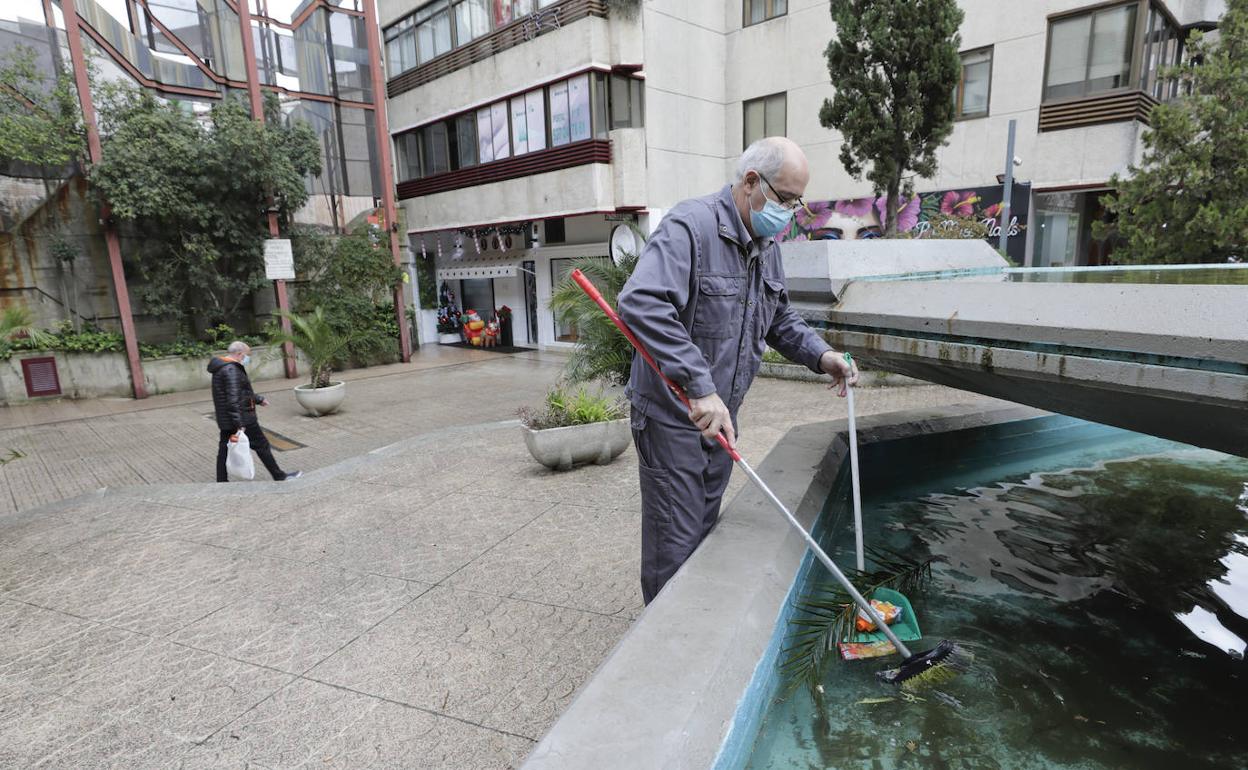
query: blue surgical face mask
240 355 251 366
749 185 795 238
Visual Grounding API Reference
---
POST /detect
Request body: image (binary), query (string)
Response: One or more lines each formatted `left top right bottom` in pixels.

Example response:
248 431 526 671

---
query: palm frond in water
779 546 934 700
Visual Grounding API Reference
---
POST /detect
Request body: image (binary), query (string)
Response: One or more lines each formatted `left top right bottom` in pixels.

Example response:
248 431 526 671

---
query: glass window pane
744 99 764 147
569 74 592 142
764 93 786 136
610 75 631 129
456 114 477 167
550 80 570 146
772 0 786 17
477 108 494 163
1045 14 1092 100
423 122 450 175
961 55 991 115
455 0 489 45
511 96 529 155
417 21 433 63
1087 4 1135 92
747 0 764 25
526 90 547 151
491 101 510 160
433 9 452 57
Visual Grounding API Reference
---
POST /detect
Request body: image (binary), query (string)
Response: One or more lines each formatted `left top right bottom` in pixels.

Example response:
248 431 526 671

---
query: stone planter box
0 345 301 405
522 418 631 471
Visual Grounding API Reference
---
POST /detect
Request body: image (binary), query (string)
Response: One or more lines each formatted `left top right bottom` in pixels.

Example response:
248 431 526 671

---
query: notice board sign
264 239 295 280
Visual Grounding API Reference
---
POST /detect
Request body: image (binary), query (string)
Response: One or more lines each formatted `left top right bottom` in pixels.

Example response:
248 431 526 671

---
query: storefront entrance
1033 189 1119 267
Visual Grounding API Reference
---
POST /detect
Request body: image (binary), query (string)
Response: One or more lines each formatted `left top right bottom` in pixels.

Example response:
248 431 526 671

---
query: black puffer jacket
208 357 259 431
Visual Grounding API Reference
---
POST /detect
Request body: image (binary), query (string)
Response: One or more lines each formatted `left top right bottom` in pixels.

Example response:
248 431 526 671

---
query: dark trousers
217 424 285 482
632 406 735 605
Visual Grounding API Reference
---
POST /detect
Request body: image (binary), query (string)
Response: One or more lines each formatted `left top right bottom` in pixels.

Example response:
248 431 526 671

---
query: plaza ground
0 347 1006 767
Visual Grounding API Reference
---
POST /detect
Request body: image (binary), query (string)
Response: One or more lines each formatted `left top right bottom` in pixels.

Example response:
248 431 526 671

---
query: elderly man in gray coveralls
618 137 858 604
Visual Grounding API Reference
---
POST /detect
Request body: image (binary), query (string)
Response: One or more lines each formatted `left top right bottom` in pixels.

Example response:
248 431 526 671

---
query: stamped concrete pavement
0 347 1006 767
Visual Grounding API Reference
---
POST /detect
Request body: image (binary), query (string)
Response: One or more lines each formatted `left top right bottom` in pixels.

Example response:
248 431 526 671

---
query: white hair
227 340 250 355
734 138 786 184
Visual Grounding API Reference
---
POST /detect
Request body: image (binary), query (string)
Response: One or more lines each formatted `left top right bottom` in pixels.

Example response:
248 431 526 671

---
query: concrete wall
0 346 301 404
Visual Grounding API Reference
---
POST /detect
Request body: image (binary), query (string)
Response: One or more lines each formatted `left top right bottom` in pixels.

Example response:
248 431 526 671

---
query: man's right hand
688 392 735 448
229 430 242 443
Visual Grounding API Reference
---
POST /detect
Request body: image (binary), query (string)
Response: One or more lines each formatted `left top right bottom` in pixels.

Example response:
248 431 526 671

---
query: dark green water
744 421 1248 770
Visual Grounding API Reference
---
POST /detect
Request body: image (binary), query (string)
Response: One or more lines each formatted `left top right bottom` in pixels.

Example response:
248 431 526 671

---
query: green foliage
0 449 26 466
1095 0 1248 264
0 307 53 346
291 227 402 365
549 246 641 386
780 547 934 700
0 45 85 169
90 88 321 330
415 252 437 309
269 307 352 389
517 383 628 430
0 320 122 359
820 0 963 236
762 348 788 364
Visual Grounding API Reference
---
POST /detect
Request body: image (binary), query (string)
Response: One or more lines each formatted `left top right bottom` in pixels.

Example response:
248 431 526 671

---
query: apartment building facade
381 0 1227 348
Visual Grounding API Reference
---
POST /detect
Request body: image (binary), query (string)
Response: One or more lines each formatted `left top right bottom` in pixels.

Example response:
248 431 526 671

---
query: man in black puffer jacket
209 341 301 482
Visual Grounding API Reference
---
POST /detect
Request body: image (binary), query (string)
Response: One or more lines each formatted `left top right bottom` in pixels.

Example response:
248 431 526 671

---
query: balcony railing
386 0 610 98
396 139 611 199
1038 90 1159 132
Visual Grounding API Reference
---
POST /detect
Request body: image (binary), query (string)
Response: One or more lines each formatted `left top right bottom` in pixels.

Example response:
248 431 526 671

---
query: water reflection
746 446 1248 770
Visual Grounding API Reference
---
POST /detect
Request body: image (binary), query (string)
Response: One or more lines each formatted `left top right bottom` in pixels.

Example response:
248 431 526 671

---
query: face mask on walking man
616 136 858 605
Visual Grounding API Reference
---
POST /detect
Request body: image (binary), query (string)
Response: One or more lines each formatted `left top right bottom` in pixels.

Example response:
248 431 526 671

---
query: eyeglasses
757 173 806 212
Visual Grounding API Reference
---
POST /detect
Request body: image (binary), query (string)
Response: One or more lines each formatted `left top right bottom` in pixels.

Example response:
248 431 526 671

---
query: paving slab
0 346 1009 767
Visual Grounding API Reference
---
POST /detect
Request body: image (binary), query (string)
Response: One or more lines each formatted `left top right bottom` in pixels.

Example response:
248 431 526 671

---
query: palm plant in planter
518 384 631 470
270 308 351 416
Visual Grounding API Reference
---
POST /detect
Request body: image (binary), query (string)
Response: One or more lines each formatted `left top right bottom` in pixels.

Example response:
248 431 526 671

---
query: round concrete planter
522 418 631 471
294 381 345 416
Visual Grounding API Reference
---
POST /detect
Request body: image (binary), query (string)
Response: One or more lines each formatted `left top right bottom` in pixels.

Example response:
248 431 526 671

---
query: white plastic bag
226 429 255 480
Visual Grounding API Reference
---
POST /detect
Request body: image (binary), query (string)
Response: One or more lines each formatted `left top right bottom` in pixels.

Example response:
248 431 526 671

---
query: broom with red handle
571 269 970 688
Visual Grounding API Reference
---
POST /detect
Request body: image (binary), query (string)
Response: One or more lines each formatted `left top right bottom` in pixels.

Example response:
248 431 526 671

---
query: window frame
1041 0 1149 103
954 45 994 120
392 69 644 178
742 91 787 149
742 0 787 28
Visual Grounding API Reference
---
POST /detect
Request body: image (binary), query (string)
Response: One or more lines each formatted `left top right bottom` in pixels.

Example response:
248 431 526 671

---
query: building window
743 0 786 26
1140 3 1184 101
1043 3 1138 101
549 80 571 147
743 92 786 148
393 71 642 177
954 47 992 119
455 114 477 168
608 74 644 130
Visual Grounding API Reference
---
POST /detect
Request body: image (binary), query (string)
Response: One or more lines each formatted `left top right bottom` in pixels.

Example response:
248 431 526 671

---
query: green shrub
518 384 627 430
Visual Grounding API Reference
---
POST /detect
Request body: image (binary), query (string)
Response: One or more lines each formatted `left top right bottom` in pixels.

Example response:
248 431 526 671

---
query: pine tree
819 0 963 237
1095 0 1248 264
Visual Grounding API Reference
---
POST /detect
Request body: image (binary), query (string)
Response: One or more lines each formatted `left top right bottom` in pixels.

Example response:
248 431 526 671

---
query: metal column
236 0 298 379
60 0 148 399
361 0 412 362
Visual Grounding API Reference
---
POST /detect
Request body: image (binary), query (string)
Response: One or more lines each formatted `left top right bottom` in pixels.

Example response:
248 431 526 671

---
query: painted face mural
779 184 1030 264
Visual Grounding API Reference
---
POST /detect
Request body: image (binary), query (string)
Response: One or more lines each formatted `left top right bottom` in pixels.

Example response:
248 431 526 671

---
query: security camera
528 222 540 248
1012 156 1022 167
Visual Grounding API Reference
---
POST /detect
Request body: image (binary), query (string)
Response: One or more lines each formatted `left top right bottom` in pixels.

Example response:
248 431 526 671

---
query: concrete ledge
521 402 1044 770
757 361 923 387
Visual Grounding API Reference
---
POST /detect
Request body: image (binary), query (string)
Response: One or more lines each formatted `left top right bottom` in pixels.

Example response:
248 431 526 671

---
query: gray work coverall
618 185 833 604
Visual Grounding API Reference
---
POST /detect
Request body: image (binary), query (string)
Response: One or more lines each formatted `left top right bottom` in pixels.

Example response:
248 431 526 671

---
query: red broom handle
571 269 740 461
